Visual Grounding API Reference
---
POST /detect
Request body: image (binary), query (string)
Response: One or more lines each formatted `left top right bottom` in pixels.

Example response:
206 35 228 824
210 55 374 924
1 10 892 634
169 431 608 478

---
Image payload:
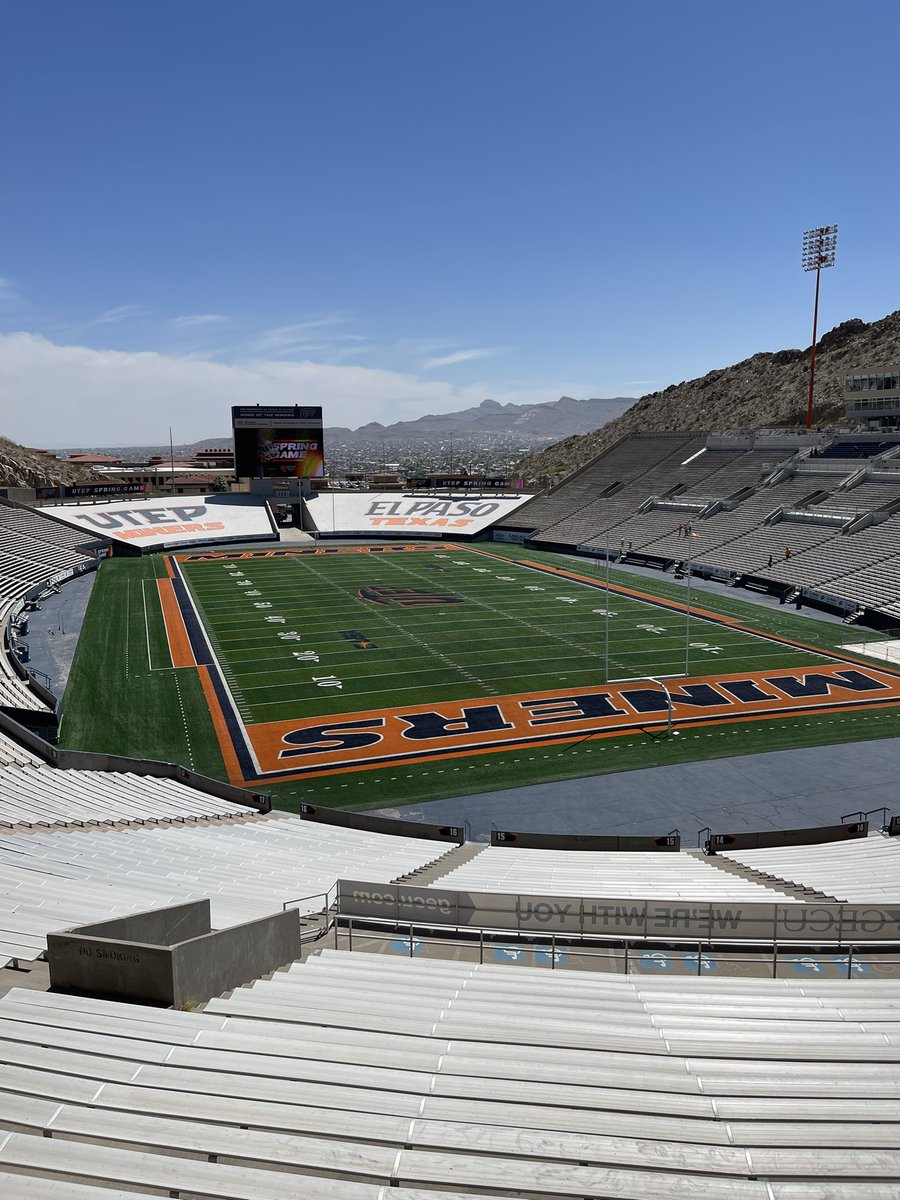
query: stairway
697 850 839 901
394 841 487 886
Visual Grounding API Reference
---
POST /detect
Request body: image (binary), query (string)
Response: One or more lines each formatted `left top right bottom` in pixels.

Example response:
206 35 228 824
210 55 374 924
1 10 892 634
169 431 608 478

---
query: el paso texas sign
309 491 533 536
235 661 900 783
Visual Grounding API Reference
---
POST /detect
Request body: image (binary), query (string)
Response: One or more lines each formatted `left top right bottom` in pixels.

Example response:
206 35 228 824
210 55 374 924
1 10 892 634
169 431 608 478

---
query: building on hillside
194 447 235 468
66 453 123 467
843 367 900 429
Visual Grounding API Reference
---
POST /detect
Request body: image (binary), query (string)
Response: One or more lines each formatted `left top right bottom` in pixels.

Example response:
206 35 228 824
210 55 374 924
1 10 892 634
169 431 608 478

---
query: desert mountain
0 438 92 489
516 312 900 485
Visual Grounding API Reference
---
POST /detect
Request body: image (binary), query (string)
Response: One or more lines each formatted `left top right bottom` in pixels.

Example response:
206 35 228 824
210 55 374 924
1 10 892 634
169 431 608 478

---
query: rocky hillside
517 311 900 486
0 438 92 488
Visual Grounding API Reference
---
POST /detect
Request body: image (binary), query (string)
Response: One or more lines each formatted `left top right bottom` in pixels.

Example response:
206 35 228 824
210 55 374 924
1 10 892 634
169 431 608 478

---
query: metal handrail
282 885 336 914
336 919 881 980
841 807 887 825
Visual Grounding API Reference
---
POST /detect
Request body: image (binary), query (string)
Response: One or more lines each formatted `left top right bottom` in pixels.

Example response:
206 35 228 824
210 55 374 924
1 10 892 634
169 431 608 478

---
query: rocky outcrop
0 438 92 488
516 312 900 486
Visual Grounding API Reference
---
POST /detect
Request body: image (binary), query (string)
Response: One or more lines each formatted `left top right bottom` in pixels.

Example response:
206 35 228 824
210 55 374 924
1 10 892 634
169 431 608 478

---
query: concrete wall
48 901 300 1007
173 908 299 1006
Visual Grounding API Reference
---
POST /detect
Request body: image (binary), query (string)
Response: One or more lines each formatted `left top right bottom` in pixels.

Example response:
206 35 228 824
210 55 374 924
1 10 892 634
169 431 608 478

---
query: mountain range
58 395 636 458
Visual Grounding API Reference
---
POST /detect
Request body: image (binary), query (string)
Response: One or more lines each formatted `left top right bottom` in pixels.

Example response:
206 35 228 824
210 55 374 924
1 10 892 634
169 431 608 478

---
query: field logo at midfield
237 663 900 782
358 586 464 608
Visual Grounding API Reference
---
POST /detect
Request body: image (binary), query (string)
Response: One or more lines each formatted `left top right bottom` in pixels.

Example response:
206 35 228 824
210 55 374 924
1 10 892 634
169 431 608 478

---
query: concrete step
393 841 486 886
700 851 839 902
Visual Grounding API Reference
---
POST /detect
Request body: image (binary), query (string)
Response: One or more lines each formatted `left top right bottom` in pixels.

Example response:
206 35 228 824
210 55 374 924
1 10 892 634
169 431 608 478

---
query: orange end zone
241 662 900 782
156 578 196 668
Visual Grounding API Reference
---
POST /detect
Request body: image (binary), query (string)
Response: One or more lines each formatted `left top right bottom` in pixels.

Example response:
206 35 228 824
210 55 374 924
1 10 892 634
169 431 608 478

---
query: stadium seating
496 431 900 614
0 731 44 769
552 446 783 554
717 831 900 903
0 501 94 710
428 845 799 900
0 952 898 1196
504 433 699 533
0 814 450 968
534 435 710 546
0 764 259 829
758 514 900 591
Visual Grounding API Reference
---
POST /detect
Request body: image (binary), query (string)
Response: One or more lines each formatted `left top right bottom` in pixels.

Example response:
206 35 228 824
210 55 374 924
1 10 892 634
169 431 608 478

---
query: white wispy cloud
86 304 147 326
423 347 503 370
0 332 564 446
250 314 354 356
169 313 229 329
0 277 22 304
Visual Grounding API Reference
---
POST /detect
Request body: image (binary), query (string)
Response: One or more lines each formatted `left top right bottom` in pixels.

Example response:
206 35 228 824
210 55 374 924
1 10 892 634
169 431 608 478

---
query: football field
61 542 900 810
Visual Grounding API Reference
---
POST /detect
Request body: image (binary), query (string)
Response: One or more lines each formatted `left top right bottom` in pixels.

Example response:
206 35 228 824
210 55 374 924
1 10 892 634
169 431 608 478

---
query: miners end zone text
154 543 900 787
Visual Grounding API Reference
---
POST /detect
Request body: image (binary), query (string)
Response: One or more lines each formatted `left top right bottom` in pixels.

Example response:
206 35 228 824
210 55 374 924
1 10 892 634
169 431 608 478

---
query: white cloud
423 347 503 370
169 313 229 328
0 332 565 446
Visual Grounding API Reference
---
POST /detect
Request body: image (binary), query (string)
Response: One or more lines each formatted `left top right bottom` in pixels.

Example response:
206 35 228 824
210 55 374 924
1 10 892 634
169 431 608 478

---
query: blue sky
1 0 898 445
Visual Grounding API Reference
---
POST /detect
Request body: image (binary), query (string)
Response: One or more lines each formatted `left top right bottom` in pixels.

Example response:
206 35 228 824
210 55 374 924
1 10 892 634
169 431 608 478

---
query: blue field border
167 557 261 782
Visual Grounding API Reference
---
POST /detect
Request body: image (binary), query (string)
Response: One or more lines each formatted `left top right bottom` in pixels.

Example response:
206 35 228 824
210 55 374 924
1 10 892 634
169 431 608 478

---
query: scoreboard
232 405 324 479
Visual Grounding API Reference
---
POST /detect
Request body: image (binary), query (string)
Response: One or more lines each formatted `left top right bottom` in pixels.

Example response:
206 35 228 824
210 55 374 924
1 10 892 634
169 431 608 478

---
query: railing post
697 941 702 976
772 939 778 978
479 927 484 965
348 916 353 953
624 940 629 975
551 933 556 970
409 922 414 958
847 946 854 980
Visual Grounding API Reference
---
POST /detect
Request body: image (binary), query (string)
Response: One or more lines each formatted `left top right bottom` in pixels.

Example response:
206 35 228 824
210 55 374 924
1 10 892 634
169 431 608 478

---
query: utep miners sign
243 662 900 780
45 498 274 548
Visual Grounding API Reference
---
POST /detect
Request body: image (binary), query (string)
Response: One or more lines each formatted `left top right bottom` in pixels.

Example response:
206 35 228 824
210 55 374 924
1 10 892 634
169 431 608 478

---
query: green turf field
60 542 900 811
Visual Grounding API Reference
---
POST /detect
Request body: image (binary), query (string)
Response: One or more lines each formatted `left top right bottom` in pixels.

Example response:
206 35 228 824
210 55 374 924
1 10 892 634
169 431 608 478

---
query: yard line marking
141 580 154 671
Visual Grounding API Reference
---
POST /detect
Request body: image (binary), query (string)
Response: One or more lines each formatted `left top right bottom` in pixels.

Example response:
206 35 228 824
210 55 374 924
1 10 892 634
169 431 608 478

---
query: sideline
373 735 900 841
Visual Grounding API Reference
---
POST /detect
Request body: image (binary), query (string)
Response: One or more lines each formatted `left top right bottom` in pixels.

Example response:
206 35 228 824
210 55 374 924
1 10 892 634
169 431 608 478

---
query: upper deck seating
818 440 897 459
0 952 898 1196
504 434 698 534
533 437 712 547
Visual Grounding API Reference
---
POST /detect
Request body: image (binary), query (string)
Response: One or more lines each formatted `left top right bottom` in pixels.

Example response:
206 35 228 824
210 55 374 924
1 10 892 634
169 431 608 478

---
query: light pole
802 224 838 430
684 541 693 675
604 545 612 681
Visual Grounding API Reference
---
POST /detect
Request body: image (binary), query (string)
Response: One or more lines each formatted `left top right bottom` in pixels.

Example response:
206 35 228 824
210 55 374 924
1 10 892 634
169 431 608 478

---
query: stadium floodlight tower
802 224 838 430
